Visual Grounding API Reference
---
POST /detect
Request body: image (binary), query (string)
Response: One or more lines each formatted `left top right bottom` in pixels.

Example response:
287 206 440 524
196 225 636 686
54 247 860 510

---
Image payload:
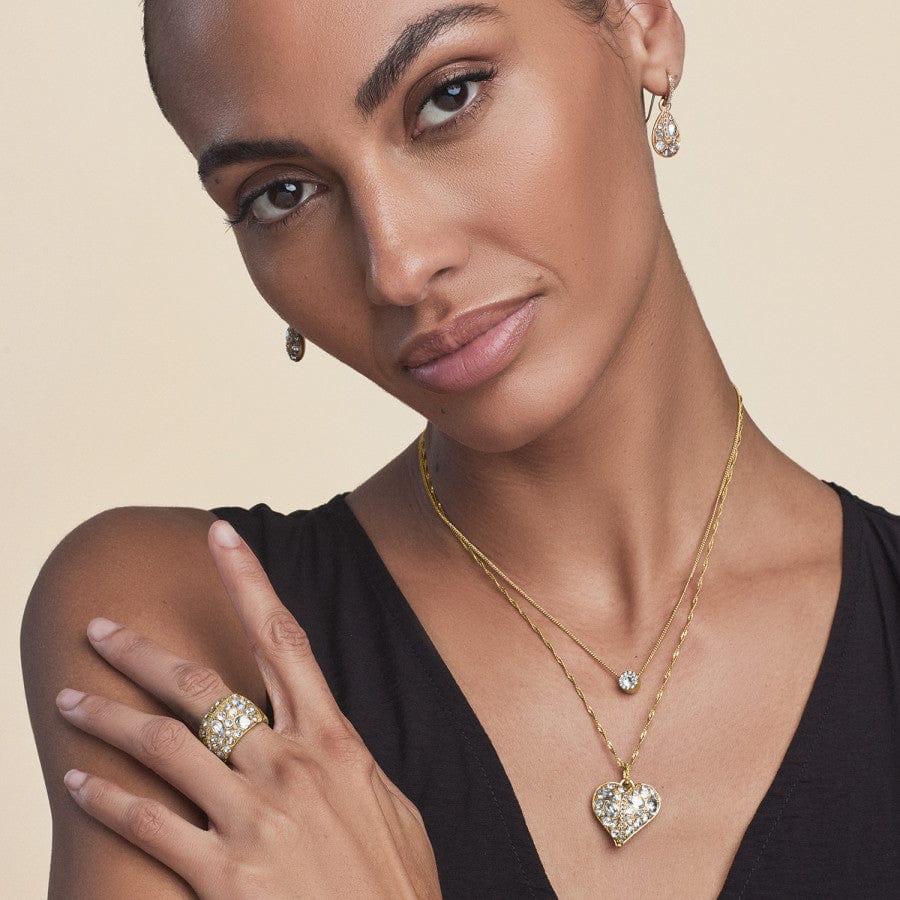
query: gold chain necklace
423 465 722 696
417 385 744 847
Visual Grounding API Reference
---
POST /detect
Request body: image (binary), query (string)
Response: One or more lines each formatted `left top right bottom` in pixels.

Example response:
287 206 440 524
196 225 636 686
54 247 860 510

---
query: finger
208 520 343 735
63 767 220 883
56 688 247 825
84 618 255 725
84 620 274 775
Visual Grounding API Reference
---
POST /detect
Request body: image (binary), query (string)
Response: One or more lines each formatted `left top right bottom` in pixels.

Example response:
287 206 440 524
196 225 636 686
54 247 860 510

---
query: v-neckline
328 481 860 897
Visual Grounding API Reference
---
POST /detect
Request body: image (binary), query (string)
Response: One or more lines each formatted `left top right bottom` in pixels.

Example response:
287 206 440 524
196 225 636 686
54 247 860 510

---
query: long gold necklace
418 385 744 847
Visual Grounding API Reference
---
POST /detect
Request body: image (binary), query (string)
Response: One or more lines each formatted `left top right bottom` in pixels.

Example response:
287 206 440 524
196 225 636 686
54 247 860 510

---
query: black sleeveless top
213 483 899 897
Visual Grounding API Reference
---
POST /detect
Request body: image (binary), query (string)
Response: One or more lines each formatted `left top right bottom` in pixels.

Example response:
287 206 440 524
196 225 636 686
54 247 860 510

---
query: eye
415 69 495 133
237 179 319 227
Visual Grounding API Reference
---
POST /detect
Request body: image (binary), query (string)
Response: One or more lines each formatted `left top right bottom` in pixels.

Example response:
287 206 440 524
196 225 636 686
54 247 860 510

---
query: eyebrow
197 3 504 183
355 3 504 117
198 138 314 183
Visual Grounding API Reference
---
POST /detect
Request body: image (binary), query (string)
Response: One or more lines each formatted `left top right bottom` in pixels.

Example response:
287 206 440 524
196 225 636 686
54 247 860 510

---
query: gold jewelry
651 72 681 158
422 468 721 696
198 693 269 763
286 327 306 362
418 385 744 847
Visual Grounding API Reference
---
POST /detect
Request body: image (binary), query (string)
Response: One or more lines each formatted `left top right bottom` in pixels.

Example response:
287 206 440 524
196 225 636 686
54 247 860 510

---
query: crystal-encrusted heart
592 780 661 847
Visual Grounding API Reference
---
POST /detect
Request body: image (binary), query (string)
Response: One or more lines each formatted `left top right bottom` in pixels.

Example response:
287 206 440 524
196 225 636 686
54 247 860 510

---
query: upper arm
21 507 266 898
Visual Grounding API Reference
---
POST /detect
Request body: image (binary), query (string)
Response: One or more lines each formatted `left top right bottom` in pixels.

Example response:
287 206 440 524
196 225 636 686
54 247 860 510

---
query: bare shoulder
22 506 263 685
21 507 265 897
25 506 218 626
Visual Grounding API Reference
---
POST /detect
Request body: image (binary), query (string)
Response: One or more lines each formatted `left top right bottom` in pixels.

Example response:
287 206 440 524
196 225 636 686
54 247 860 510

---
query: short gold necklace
427 473 721 697
418 385 744 847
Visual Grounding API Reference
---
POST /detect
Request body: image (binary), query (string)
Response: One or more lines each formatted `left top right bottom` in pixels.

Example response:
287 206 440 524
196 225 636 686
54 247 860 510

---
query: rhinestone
593 780 661 846
238 714 253 730
618 671 640 693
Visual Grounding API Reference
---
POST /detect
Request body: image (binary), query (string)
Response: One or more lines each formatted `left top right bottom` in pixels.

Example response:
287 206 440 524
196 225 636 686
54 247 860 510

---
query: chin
403 352 610 455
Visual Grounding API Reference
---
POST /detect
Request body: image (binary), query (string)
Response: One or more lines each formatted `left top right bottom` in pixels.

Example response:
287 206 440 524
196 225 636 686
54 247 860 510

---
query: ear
615 1 686 97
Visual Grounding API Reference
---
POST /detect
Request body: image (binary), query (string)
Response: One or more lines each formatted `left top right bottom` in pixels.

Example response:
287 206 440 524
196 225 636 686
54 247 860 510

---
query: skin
22 1 845 896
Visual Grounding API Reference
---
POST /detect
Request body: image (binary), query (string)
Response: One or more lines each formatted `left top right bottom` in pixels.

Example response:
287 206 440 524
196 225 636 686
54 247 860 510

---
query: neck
407 229 757 631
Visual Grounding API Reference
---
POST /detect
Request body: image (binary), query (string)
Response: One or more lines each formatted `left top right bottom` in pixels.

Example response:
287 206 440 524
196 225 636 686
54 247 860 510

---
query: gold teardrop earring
285 327 306 362
651 73 681 158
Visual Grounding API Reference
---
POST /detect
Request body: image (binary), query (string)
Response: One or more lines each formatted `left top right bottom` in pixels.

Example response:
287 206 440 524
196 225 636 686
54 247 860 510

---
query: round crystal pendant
618 671 640 693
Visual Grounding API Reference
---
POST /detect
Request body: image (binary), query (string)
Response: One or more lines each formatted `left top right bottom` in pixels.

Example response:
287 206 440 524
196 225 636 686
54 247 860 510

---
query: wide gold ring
198 693 269 764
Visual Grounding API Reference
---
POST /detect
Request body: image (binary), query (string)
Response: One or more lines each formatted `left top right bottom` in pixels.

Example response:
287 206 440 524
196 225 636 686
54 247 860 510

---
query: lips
400 294 539 393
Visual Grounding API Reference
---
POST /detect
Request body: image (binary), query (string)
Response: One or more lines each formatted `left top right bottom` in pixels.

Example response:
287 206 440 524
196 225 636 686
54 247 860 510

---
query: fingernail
211 520 242 549
56 689 86 711
64 769 88 791
87 618 121 642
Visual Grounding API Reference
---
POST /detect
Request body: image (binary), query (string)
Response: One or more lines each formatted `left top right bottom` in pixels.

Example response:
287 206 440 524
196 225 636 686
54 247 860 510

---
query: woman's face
152 0 670 452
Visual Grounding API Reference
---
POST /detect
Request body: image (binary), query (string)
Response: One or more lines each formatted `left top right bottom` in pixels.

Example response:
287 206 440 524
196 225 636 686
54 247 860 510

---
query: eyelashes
227 65 499 232
226 179 320 229
413 65 497 134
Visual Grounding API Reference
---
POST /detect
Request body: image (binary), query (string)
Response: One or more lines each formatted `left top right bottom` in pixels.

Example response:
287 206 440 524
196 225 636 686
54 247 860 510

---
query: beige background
4 2 898 893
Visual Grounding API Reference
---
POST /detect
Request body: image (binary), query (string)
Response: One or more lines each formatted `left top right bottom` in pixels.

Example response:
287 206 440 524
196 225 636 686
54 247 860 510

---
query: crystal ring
198 693 269 764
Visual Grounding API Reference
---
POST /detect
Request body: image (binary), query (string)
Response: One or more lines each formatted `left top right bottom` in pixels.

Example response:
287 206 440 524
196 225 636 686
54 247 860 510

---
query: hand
54 520 441 899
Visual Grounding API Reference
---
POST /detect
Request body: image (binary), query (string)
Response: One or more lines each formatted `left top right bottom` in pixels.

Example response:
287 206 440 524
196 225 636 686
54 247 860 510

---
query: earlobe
619 0 686 97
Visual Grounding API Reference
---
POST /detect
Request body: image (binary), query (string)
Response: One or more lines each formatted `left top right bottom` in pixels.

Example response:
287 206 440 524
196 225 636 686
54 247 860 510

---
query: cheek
236 227 381 380
475 62 658 306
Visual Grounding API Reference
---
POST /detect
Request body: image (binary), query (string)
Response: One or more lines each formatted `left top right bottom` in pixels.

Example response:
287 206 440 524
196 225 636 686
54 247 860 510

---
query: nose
350 166 470 308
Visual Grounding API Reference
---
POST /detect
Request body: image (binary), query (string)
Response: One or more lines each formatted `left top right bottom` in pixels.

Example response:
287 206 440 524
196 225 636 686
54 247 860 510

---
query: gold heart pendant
592 780 661 847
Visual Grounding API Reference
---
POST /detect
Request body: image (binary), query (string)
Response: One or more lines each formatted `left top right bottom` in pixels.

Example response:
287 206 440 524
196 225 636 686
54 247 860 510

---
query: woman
21 0 898 896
